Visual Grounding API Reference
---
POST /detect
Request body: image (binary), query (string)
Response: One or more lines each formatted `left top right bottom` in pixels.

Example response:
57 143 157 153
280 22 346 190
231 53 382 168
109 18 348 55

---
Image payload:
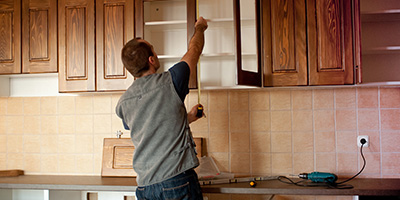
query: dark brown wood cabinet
0 0 22 74
58 0 134 92
262 0 354 86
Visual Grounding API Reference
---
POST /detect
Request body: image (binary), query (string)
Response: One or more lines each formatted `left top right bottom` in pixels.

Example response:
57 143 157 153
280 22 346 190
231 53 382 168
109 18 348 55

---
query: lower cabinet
0 189 136 200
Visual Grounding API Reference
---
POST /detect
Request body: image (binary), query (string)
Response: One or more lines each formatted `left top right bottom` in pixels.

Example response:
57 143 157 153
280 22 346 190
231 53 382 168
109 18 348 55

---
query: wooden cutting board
0 170 24 177
101 138 202 177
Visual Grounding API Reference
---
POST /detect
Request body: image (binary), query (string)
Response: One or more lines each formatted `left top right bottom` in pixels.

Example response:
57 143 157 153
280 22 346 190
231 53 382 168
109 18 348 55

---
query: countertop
1 175 400 196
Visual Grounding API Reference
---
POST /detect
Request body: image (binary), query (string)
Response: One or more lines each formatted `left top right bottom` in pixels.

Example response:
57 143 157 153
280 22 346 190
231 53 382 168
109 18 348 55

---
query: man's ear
148 56 155 65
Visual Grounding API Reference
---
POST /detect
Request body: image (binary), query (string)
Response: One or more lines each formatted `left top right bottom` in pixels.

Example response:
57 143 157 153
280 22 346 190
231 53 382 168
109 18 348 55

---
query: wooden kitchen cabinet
0 0 57 75
22 0 58 73
134 0 262 89
0 0 21 74
58 0 134 92
262 0 354 86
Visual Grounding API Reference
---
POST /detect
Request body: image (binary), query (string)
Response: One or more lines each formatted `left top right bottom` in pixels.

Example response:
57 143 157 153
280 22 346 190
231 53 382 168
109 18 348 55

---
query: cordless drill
298 172 338 183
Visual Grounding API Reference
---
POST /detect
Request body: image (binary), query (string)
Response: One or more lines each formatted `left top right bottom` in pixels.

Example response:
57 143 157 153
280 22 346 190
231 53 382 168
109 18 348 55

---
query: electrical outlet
357 135 369 147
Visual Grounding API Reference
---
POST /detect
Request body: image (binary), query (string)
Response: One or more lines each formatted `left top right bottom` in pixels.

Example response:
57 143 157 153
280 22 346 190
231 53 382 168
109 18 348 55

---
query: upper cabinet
0 0 57 75
58 0 134 92
356 0 400 83
134 0 262 89
0 0 21 74
263 0 354 86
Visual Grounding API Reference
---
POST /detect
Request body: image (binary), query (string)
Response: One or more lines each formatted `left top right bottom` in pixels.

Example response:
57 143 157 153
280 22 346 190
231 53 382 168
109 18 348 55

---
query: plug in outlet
357 135 369 147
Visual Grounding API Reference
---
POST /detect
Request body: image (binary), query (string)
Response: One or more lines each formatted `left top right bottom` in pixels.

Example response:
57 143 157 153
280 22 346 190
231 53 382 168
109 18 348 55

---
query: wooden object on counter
101 137 203 177
0 170 24 177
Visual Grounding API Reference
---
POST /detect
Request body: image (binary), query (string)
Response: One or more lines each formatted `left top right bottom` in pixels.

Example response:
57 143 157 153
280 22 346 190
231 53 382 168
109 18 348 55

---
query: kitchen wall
1 86 400 199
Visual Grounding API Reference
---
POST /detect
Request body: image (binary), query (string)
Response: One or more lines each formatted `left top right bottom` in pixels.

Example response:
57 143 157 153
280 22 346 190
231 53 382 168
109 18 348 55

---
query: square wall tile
76 95 93 114
58 96 76 115
357 88 378 108
336 109 356 131
0 116 5 134
249 91 269 111
23 135 41 153
381 131 400 152
0 153 6 169
7 135 23 153
362 152 381 174
7 153 24 169
381 109 400 130
76 154 94 174
111 93 123 114
313 110 334 131
7 97 23 115
93 95 112 114
41 97 58 115
292 110 313 131
59 154 76 173
270 90 291 110
24 116 41 135
315 153 336 172
41 116 58 135
41 154 58 173
231 132 250 153
209 111 229 132
380 87 400 108
23 97 41 115
209 91 228 111
40 135 58 153
187 91 208 112
24 154 41 173
270 111 291 132
209 132 229 153
230 111 249 132
190 115 209 132
6 116 24 134
93 115 112 134
58 115 75 134
382 153 400 174
58 135 76 153
337 153 358 175
76 115 94 134
251 153 271 174
315 132 335 152
75 135 94 154
293 132 314 153
271 132 292 153
293 153 314 174
313 89 334 110
250 111 270 132
335 88 356 109
358 109 379 131
271 153 292 175
336 131 357 153
231 153 250 174
292 90 312 110
229 91 249 111
251 132 271 153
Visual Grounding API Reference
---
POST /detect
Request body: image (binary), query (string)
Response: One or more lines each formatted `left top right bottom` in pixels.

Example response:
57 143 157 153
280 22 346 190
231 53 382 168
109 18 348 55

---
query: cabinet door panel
262 0 307 86
22 0 57 73
0 0 21 74
58 0 95 92
96 0 134 91
308 0 353 85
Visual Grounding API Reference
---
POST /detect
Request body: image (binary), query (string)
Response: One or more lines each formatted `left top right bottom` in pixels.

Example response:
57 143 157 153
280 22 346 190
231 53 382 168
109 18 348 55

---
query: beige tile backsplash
1 87 400 179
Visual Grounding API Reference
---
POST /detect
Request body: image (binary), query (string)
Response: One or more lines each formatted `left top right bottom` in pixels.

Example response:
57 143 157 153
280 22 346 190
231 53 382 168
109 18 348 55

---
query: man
116 17 208 199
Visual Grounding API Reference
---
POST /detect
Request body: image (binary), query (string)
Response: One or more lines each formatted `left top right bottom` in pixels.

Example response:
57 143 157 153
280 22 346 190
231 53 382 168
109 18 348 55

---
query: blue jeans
136 169 203 200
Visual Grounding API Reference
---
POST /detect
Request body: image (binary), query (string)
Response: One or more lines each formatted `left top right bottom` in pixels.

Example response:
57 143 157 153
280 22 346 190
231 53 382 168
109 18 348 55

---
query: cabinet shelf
362 46 400 54
157 53 257 60
361 12 400 22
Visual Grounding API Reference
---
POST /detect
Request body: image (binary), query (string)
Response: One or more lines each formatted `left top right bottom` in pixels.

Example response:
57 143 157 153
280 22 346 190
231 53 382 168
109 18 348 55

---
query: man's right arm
180 17 208 75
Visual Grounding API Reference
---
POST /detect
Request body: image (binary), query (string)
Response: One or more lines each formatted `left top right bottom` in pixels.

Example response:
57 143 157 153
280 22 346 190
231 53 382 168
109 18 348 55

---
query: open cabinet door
235 0 262 87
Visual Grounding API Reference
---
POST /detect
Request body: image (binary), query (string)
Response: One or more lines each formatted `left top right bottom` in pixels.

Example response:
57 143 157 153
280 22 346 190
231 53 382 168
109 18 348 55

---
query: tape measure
196 0 202 117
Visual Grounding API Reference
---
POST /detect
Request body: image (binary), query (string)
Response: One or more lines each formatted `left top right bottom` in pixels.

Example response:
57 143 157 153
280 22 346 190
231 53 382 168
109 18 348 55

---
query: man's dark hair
121 38 154 77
